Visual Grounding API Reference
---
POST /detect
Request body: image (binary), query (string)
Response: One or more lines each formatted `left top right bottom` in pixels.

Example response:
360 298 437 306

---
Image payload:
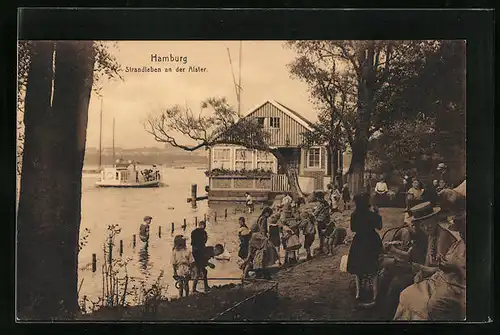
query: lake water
78 166 260 309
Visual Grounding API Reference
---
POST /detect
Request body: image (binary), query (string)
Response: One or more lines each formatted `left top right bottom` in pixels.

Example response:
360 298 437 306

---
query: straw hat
410 202 441 222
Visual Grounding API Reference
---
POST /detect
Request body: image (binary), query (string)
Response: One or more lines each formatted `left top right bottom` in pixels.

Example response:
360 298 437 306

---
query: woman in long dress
346 193 383 302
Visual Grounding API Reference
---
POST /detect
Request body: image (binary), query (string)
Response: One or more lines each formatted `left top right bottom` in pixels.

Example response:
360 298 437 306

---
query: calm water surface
78 166 247 307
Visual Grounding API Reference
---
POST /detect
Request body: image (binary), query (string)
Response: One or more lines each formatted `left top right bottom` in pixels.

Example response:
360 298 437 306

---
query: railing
210 279 279 321
271 174 290 192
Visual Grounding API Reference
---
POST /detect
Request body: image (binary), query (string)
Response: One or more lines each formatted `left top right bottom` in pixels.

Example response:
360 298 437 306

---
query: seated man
394 212 465 320
377 211 428 317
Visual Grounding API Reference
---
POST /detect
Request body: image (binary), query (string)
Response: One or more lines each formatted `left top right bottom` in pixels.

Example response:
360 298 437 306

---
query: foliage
145 97 270 152
78 225 169 316
78 228 91 254
132 271 169 317
286 40 465 182
16 41 123 176
205 168 273 177
366 41 465 177
144 97 306 198
366 113 438 176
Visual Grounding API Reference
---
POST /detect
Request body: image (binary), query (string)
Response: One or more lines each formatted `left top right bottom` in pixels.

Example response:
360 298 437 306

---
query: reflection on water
77 167 318 307
138 242 150 273
78 167 246 305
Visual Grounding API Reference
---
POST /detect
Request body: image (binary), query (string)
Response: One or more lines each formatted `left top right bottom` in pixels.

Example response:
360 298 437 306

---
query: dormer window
269 117 280 129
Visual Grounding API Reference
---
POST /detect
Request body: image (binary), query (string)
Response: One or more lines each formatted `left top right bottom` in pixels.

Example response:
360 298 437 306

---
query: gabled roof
245 99 314 131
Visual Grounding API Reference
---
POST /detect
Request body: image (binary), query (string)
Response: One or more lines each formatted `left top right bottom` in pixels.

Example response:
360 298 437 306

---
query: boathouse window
256 150 275 172
307 148 321 169
115 172 119 179
269 117 280 129
213 148 231 169
235 149 253 170
257 117 265 128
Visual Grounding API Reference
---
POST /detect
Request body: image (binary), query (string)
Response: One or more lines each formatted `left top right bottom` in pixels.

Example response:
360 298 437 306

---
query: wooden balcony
271 174 290 192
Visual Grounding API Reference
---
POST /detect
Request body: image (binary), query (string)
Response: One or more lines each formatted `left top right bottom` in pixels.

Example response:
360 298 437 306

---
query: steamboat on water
96 160 161 188
93 98 162 188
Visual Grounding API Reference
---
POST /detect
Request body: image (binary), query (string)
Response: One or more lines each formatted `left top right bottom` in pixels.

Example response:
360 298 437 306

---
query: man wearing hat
139 216 153 243
436 162 453 189
406 202 457 283
394 206 466 320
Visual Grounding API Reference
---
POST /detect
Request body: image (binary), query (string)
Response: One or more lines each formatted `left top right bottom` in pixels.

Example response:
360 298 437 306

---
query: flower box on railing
205 168 273 178
209 173 272 190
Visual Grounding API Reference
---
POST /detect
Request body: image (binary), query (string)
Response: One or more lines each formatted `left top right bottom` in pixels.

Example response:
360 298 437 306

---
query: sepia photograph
16 39 468 322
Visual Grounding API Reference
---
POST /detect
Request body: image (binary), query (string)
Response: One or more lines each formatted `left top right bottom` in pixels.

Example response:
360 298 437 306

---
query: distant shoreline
82 164 207 173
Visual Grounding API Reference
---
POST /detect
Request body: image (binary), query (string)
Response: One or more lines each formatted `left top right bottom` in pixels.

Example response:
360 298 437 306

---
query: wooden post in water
171 222 174 235
158 226 162 238
191 184 198 209
204 213 207 222
183 219 187 232
119 240 123 256
195 216 198 227
92 253 97 273
225 209 228 219
214 211 217 222
132 234 136 248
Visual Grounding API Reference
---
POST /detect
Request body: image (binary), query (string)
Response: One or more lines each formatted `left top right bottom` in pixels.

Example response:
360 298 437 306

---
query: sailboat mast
112 117 115 167
238 41 242 115
98 98 103 171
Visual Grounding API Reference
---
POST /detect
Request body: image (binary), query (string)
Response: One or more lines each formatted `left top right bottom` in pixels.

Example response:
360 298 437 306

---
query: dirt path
266 207 403 321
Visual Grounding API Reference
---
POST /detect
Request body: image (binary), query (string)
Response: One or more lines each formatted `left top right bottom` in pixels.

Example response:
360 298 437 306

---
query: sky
85 41 316 149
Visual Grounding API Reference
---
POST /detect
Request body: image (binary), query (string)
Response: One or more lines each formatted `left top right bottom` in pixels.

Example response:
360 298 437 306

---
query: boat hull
95 180 160 188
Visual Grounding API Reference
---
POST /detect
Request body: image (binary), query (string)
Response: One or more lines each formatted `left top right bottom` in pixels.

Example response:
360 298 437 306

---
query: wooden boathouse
207 100 344 203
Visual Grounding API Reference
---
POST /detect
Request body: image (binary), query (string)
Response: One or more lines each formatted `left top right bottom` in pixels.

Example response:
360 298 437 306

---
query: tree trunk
347 42 375 196
270 149 304 201
330 145 338 186
347 139 368 196
17 41 95 320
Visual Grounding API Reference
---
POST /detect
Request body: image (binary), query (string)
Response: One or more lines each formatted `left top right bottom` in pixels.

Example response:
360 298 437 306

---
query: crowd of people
236 190 348 280
343 162 466 321
138 162 466 320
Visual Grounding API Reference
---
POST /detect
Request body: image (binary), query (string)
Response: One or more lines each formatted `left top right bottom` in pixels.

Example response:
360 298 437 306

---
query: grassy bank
81 207 403 321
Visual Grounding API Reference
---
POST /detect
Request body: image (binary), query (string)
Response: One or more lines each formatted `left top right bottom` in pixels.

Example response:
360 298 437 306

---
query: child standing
342 183 351 210
171 235 194 298
299 211 316 260
268 214 282 265
245 192 254 213
331 185 342 213
324 219 347 255
139 215 152 243
313 191 331 254
282 224 301 265
237 217 251 260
